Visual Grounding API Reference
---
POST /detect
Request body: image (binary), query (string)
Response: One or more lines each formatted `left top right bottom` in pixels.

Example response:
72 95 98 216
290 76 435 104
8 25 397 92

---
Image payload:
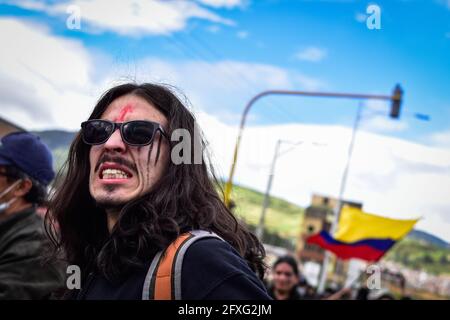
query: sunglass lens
83 120 113 144
122 121 155 145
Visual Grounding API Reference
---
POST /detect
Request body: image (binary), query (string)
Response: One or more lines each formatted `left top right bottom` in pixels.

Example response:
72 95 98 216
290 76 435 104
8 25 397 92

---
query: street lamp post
224 85 403 208
256 139 282 241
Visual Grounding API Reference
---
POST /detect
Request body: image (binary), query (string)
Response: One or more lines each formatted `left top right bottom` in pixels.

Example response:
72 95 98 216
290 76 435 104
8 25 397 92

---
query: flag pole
317 102 363 295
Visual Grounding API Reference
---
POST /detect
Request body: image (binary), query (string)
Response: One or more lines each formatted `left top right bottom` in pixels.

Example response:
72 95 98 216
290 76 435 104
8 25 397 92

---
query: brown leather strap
143 230 224 300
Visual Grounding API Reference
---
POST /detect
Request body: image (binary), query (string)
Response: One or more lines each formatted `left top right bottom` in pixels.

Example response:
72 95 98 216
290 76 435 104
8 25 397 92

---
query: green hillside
385 238 450 275
53 147 70 172
230 184 304 242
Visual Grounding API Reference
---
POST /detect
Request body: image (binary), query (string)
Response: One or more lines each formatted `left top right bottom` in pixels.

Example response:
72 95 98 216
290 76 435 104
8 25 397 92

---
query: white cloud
0 16 325 130
355 12 366 23
295 46 327 62
293 74 326 91
359 100 408 133
7 0 236 36
435 0 450 10
0 17 98 130
362 116 409 133
206 24 221 33
195 115 450 243
102 58 325 119
430 130 450 149
196 0 246 9
236 30 249 39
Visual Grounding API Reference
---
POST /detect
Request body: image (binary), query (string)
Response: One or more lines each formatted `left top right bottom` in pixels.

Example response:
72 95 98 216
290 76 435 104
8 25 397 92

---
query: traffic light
390 84 403 119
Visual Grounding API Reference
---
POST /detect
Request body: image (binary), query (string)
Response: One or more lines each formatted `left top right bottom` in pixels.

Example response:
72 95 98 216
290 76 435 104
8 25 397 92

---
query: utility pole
256 140 283 240
256 140 325 240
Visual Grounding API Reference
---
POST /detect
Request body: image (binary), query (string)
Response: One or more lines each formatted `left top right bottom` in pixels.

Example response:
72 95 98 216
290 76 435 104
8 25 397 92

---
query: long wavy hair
46 83 265 287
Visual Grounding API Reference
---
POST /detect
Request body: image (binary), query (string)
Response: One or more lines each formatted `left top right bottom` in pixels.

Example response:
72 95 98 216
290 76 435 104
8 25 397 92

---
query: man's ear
13 178 32 198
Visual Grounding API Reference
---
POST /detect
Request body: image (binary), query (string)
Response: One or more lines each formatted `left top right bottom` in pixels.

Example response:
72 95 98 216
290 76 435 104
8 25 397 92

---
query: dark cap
0 132 55 186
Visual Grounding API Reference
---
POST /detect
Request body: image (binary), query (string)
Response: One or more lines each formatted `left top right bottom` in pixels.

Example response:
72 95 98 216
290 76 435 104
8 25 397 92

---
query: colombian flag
307 206 419 261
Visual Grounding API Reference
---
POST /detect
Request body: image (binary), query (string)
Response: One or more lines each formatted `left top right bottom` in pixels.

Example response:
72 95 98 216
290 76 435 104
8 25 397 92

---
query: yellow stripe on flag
334 206 419 242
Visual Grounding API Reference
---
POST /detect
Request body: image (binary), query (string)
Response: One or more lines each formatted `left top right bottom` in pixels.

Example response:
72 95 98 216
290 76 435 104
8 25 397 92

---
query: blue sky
1 0 449 145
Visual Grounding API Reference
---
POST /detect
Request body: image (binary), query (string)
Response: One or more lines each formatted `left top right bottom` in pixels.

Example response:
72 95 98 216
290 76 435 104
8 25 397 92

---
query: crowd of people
265 255 403 300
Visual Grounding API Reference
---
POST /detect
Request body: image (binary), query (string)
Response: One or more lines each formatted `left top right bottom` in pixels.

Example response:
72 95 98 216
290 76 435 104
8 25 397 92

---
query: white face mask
0 180 21 214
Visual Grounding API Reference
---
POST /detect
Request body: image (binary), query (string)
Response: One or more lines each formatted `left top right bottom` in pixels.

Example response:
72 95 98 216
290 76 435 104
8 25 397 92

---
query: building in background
297 194 363 264
297 194 363 285
0 117 24 138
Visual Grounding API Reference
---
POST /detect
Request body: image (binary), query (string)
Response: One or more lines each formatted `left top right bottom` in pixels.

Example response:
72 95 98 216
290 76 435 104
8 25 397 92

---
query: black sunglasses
81 119 168 146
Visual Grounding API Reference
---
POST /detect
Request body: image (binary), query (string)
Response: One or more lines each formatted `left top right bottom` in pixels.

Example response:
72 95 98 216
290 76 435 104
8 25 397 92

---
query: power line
158 25 296 124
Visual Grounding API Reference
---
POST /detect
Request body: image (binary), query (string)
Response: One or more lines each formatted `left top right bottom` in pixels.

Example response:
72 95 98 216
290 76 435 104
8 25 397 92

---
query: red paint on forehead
115 104 134 122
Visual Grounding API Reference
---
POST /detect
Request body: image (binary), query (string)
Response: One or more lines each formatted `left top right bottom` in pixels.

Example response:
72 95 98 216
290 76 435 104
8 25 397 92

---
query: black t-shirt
75 237 271 300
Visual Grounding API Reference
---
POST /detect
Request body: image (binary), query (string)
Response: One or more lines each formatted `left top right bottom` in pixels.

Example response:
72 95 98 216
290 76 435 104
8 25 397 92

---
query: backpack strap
142 230 224 300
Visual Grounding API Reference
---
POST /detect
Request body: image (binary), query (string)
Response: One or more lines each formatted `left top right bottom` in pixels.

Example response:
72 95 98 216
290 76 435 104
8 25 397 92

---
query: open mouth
99 163 133 180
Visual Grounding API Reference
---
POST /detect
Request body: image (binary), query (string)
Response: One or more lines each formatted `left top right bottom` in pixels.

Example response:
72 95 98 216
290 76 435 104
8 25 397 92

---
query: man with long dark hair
46 83 270 300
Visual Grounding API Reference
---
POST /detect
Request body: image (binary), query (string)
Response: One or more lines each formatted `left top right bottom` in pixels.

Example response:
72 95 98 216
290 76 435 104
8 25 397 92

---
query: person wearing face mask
0 131 64 299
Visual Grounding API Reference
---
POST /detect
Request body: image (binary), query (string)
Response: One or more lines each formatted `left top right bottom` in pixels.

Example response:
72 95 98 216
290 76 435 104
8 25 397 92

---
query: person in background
0 132 64 299
267 255 303 300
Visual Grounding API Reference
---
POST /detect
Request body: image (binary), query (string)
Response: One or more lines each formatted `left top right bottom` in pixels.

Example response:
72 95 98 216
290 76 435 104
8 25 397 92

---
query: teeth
101 168 129 179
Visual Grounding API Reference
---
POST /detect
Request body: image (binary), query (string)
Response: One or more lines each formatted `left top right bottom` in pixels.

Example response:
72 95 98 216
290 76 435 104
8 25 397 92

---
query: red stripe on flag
306 233 386 261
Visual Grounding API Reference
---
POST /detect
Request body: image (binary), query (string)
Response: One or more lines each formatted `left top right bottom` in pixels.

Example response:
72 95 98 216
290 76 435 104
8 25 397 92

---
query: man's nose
103 129 126 153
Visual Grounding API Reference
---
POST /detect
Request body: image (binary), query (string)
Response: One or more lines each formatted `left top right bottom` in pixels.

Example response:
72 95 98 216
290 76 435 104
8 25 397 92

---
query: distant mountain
386 236 450 276
407 229 450 249
32 130 76 150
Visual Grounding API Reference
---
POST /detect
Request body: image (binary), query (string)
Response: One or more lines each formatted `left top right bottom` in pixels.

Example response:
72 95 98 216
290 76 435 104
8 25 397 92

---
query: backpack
141 229 224 300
